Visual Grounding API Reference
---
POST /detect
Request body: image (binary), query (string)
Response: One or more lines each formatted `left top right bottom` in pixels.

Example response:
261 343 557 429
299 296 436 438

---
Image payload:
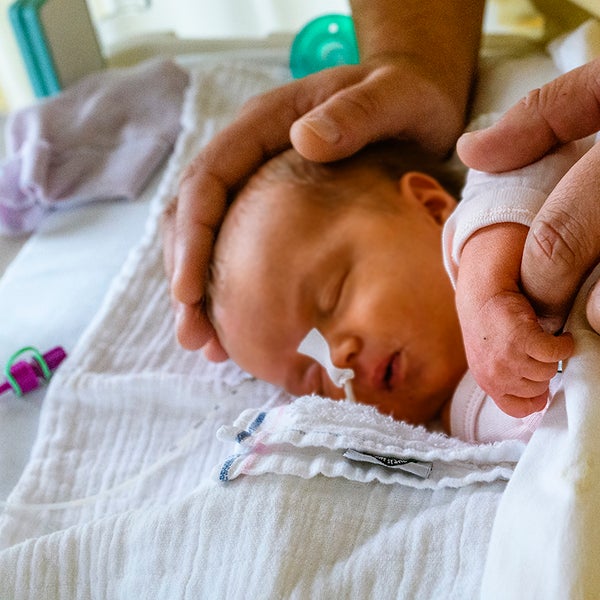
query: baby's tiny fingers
501 375 551 401
517 356 562 383
493 391 549 418
525 330 574 363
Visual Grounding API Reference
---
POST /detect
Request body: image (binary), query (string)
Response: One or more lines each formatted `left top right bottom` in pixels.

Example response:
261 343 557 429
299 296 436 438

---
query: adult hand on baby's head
165 57 467 353
456 224 574 417
457 58 600 333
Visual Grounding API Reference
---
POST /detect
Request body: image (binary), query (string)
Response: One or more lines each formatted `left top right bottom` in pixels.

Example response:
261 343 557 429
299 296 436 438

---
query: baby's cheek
327 387 347 401
348 389 395 417
348 390 433 427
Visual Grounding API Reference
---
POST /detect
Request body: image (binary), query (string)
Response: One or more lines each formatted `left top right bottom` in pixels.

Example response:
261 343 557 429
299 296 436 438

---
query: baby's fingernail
298 116 341 144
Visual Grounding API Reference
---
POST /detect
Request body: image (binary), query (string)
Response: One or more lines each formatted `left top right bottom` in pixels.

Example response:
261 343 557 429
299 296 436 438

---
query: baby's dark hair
235 139 465 203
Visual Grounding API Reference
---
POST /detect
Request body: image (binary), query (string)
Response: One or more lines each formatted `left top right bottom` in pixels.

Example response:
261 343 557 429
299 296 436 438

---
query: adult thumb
520 142 600 332
457 58 600 172
290 67 462 162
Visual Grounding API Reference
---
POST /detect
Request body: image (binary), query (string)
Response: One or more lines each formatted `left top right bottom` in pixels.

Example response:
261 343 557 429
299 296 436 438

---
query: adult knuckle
535 60 600 140
520 87 548 120
335 87 378 122
537 79 569 112
178 158 200 189
585 60 600 105
530 208 588 270
520 87 542 110
239 92 268 117
517 87 560 139
577 57 600 112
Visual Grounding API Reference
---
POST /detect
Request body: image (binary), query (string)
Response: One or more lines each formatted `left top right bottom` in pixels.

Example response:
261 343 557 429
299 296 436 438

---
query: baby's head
208 141 467 426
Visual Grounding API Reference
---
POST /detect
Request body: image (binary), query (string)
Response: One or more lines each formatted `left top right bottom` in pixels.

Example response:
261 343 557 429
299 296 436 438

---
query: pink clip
0 346 67 397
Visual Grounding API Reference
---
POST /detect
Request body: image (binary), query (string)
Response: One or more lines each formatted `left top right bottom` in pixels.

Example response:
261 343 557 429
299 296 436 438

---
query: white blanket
1 29 600 597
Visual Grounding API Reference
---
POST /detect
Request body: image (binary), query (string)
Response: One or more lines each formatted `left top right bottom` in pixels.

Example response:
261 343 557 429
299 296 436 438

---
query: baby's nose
297 327 352 381
329 333 361 369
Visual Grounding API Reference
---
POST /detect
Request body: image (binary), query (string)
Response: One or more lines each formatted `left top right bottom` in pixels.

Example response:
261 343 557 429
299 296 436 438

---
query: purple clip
0 346 67 396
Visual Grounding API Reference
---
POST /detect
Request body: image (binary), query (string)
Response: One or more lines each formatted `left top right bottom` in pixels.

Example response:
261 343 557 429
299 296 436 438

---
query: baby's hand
456 223 574 417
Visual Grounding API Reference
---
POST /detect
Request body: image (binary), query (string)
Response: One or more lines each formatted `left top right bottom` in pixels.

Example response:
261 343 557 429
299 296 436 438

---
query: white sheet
0 185 154 500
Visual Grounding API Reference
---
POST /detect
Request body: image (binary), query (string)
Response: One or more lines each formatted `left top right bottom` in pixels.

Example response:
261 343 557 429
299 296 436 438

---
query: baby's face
212 170 467 426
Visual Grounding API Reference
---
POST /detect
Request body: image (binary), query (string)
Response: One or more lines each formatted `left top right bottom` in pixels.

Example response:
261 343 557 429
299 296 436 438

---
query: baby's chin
348 392 444 428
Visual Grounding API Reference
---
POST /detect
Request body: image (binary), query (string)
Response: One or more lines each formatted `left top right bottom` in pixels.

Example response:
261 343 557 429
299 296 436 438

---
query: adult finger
520 143 600 332
586 279 600 333
160 197 177 283
172 62 463 319
160 197 212 346
202 337 229 363
457 57 600 172
175 302 215 351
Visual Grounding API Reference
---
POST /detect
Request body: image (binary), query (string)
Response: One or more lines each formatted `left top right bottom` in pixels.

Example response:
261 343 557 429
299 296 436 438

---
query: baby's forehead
232 179 332 227
217 182 320 265
217 154 396 273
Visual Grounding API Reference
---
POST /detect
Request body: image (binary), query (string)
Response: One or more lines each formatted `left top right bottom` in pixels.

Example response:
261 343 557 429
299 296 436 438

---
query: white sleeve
443 137 594 287
450 370 548 444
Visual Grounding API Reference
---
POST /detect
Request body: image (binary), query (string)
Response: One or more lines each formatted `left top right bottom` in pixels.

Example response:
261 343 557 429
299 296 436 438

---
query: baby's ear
399 172 457 225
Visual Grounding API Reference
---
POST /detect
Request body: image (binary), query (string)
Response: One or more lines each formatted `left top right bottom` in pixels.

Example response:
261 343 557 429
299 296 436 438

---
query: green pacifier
290 14 359 79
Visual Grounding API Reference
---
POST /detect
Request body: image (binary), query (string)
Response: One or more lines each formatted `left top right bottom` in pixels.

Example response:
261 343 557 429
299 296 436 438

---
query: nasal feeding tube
297 328 356 402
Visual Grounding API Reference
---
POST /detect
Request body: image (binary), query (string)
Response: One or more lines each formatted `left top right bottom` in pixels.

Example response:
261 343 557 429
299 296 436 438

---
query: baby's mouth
374 351 402 392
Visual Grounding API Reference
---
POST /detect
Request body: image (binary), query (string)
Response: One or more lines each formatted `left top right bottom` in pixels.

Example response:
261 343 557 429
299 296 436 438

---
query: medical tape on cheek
297 328 356 402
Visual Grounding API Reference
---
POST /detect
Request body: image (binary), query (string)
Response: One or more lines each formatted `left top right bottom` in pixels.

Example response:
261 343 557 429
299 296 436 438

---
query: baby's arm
444 140 592 416
455 222 572 416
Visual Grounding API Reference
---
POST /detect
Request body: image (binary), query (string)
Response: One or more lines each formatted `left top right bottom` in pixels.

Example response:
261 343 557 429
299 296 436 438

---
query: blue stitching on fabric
236 411 267 443
219 454 240 482
222 412 267 482
236 431 250 443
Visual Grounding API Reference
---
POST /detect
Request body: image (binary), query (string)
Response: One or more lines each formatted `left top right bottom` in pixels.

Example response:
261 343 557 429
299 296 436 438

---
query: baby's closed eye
317 270 348 317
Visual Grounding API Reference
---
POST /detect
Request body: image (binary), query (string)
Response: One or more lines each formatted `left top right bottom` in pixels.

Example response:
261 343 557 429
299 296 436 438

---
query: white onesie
449 370 551 444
